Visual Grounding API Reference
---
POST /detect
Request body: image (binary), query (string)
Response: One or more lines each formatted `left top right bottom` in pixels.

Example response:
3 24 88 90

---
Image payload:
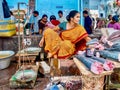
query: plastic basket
0 20 16 37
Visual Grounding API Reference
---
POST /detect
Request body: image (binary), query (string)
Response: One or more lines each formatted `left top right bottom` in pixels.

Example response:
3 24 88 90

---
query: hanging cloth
2 0 11 18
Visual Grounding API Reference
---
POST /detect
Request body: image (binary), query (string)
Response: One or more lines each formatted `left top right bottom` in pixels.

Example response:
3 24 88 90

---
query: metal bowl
0 51 15 70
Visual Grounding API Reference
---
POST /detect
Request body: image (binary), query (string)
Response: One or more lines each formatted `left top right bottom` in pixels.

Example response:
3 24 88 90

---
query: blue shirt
84 16 92 34
29 15 40 33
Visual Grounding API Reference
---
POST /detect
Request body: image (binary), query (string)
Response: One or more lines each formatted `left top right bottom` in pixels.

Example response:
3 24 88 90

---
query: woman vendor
108 15 120 30
39 10 91 59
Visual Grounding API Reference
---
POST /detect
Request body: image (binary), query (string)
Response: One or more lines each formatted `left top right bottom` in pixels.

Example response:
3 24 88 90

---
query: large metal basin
0 51 15 70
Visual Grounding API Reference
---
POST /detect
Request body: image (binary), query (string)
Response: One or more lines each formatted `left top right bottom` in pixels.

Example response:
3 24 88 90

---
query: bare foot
53 55 57 59
47 53 52 58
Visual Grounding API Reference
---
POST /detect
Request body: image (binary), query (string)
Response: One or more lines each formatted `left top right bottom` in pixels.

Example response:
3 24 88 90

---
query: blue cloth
84 16 92 34
58 22 67 30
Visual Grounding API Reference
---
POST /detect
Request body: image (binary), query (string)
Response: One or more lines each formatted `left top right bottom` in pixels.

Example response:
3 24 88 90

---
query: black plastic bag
2 0 11 18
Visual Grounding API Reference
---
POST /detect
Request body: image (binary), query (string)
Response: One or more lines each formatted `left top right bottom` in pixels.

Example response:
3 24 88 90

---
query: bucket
0 20 16 37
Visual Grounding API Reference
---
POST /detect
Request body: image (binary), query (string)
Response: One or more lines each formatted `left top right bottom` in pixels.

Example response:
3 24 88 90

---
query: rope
0 83 9 88
18 3 21 69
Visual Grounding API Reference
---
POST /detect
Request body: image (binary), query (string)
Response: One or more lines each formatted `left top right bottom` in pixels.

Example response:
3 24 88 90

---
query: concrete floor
2 60 119 90
0 62 49 90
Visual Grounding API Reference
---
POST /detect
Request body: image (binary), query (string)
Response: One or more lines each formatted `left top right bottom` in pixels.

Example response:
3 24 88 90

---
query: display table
73 58 113 90
74 57 120 90
15 47 41 65
105 60 120 90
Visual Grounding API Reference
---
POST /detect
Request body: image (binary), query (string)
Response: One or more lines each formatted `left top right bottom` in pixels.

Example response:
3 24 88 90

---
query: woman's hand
85 37 91 42
53 26 60 32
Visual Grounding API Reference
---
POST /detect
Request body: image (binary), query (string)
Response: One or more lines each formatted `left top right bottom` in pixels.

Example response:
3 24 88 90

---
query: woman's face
42 17 48 23
71 13 80 24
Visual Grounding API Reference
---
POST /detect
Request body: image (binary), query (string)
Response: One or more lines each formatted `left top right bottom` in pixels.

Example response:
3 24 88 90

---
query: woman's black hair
83 10 88 14
50 15 56 21
108 15 112 19
42 14 48 18
66 10 79 22
112 15 119 22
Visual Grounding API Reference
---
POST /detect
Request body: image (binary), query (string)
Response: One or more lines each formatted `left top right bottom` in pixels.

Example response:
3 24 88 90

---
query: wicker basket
73 58 113 90
82 75 104 90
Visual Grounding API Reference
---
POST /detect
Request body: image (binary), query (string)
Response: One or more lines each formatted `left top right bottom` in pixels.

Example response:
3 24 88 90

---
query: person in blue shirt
83 10 92 34
30 11 40 35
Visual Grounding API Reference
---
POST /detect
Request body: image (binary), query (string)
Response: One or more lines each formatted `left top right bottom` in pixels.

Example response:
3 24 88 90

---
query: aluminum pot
0 51 15 70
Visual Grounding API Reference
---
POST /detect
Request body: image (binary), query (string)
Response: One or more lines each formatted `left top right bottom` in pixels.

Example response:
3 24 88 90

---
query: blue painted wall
35 0 80 20
6 0 28 10
6 0 84 24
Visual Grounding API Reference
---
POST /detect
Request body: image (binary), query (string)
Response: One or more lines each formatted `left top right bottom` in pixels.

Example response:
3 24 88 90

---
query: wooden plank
15 53 39 56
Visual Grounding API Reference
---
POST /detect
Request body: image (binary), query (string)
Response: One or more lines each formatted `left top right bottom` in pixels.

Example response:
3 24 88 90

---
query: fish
90 56 114 71
99 50 120 61
76 55 103 74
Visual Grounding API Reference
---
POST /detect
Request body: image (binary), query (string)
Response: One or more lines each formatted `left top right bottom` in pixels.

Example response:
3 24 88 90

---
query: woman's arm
39 36 44 47
85 36 91 42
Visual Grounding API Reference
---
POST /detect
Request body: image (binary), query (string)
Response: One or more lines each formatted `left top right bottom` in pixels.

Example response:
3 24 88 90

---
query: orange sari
44 24 88 59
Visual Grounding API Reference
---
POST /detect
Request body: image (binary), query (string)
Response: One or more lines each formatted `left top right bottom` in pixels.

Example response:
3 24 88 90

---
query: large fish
76 55 103 74
90 56 114 71
108 31 120 42
106 42 120 51
99 50 120 61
